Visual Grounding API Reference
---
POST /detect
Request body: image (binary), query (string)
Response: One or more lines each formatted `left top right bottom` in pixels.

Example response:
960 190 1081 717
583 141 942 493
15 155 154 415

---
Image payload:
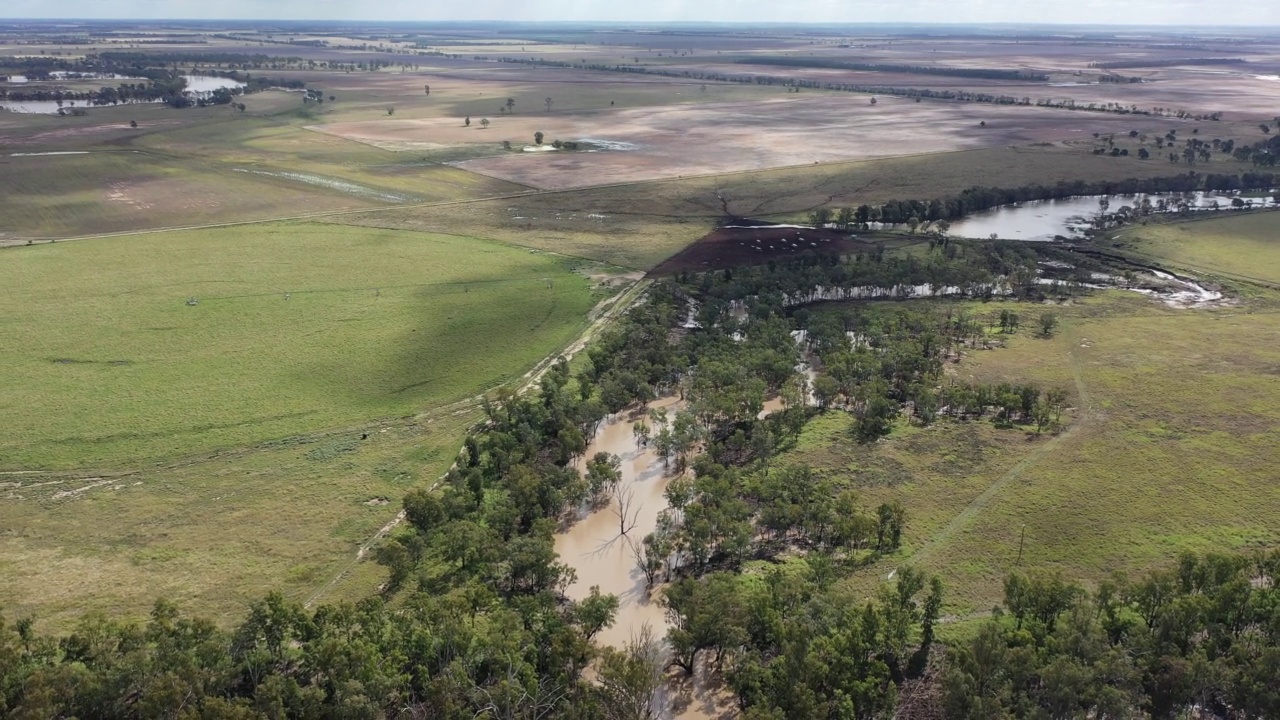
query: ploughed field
316 93 1210 189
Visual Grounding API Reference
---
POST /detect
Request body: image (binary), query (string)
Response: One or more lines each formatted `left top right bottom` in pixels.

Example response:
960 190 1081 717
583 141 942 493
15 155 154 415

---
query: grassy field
0 222 601 468
0 404 482 631
784 290 1280 614
1111 210 1280 286
0 149 388 239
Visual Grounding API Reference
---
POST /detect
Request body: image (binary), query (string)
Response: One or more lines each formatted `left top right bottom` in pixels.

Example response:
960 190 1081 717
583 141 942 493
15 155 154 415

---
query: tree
1038 313 1059 338
423 84 430 95
373 539 414 594
856 395 898 441
479 117 490 129
464 115 470 126
386 106 395 116
812 375 840 409
505 97 515 113
575 586 619 642
545 97 554 112
502 140 512 150
876 501 906 551
586 452 622 504
534 131 544 145
595 625 664 720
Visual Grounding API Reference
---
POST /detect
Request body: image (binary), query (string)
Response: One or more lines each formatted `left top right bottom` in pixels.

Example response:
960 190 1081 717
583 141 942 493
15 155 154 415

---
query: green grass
0 150 387 239
0 222 599 468
0 406 482 632
1111 210 1280 285
788 293 1280 615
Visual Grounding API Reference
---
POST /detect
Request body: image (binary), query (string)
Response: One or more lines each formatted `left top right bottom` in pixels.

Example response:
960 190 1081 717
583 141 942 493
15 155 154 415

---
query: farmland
1112 210 1280 285
0 222 600 468
2 18 1280 718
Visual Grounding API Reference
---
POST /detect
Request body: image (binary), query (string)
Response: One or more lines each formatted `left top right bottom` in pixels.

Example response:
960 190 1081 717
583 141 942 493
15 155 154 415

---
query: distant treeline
735 56 1050 82
0 52 305 108
827 171 1278 225
1090 57 1247 69
96 51 305 67
488 56 1218 120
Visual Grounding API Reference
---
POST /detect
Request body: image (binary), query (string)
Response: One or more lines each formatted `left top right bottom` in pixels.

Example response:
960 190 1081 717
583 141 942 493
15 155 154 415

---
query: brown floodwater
554 396 684 649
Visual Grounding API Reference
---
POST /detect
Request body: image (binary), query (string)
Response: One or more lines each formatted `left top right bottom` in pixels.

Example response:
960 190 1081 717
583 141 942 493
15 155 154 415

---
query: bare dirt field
314 92 1207 189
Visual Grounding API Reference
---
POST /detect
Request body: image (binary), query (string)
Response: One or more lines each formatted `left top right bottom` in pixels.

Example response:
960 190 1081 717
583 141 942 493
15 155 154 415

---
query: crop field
323 92 1209 189
0 222 599 468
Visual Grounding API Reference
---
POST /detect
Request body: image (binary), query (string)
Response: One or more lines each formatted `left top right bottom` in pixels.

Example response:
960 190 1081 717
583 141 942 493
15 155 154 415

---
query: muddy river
555 397 683 649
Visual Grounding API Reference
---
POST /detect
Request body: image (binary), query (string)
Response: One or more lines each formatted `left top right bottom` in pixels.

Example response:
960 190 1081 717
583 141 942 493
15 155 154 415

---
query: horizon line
2 18 1280 30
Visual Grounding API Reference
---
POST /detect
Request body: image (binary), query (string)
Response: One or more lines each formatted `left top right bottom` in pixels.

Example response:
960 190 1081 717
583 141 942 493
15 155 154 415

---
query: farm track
302 275 651 607
901 326 1096 569
1 274 650 608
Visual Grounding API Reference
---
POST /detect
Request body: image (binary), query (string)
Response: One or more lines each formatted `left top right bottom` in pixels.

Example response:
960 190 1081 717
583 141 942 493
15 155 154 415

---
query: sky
2 0 1278 26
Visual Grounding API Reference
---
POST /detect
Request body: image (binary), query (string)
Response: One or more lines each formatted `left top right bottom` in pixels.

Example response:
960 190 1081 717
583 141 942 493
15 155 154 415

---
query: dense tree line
734 57 1049 81
2 247 1274 717
1090 57 1247 69
946 551 1280 718
486 55 1216 119
686 241 1048 304
810 171 1279 229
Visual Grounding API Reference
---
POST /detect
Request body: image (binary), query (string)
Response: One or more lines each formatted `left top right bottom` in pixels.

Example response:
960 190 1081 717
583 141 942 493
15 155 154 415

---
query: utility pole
1016 523 1027 566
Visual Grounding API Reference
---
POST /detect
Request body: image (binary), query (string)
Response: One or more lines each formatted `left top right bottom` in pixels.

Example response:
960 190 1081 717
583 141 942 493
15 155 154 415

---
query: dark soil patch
651 223 873 275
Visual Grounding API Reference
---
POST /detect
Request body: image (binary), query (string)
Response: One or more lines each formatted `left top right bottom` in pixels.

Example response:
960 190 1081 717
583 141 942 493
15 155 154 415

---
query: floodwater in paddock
948 191 1278 242
181 75 247 93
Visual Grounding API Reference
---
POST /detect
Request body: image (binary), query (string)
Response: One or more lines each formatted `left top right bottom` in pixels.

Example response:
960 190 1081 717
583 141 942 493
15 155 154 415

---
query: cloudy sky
2 0 1277 26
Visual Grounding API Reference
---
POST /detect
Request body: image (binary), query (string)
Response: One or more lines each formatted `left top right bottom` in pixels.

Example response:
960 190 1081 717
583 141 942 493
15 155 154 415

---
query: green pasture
1113 210 1280 285
786 291 1280 614
0 222 599 468
0 405 481 631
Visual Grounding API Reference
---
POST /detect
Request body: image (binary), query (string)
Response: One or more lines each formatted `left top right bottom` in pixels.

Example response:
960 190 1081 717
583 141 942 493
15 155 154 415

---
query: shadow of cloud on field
294 270 591 417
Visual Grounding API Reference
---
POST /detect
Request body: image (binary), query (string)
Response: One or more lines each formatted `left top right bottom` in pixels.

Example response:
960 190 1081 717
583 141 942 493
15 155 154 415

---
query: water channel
947 191 1278 242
